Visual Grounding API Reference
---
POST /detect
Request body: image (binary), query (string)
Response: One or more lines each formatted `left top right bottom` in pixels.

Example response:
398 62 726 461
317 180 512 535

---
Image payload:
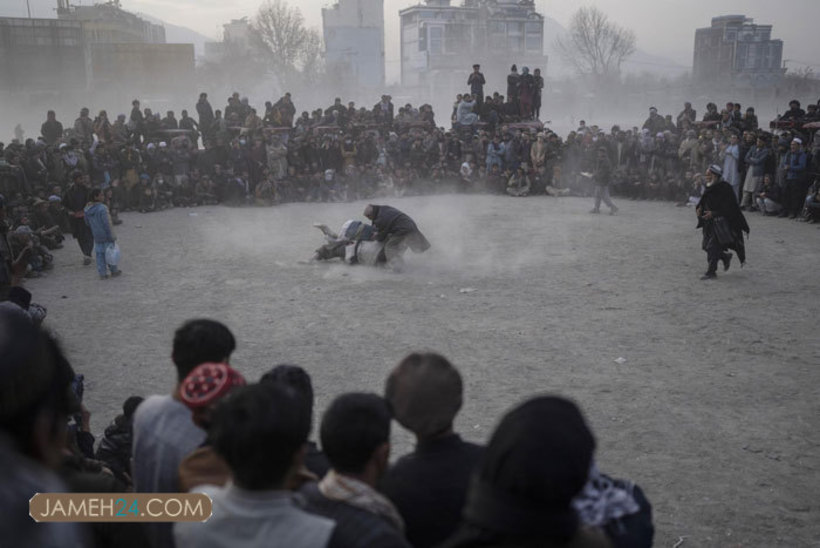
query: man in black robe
696 165 749 280
363 204 430 271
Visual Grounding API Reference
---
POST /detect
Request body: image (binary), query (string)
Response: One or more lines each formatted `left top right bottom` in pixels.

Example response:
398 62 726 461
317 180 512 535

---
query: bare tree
251 0 323 80
556 7 636 82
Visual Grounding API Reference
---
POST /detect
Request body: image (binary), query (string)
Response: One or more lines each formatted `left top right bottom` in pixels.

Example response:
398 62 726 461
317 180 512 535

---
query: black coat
381 435 484 548
696 180 750 262
95 416 134 485
300 482 411 548
370 205 431 252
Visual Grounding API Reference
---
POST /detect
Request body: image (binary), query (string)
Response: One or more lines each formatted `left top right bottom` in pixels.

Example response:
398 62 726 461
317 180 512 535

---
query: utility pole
26 0 32 18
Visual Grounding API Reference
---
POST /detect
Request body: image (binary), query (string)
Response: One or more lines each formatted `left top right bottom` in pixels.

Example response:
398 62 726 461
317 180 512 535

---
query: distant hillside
541 15 688 78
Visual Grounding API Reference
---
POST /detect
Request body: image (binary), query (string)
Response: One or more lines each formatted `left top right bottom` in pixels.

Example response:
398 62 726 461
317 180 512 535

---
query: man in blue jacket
779 137 809 218
84 188 121 279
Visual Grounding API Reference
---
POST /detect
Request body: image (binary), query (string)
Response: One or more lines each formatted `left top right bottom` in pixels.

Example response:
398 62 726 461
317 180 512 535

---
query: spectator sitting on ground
381 352 484 548
177 362 246 492
301 393 410 548
132 318 236 548
174 383 336 548
442 396 611 548
95 395 144 487
0 306 87 547
261 364 331 479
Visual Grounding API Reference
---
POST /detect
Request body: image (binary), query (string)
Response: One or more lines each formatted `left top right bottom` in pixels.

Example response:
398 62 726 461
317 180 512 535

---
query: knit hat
180 362 245 409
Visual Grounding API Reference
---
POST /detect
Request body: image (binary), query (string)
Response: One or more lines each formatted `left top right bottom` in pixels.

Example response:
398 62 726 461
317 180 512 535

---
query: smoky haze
1 0 818 140
9 0 820 69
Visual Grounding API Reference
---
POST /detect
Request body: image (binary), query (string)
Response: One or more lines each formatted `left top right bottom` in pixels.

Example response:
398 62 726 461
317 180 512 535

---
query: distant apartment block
204 18 255 63
322 0 385 89
400 0 547 94
693 15 784 85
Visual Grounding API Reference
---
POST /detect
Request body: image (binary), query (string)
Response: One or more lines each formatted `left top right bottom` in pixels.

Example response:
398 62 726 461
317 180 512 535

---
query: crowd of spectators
0 312 655 548
2 79 819 283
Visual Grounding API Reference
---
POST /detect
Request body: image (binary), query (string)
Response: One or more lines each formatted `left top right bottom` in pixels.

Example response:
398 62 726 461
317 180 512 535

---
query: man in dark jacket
363 204 430 271
507 65 520 109
41 110 64 146
696 164 750 280
95 396 143 487
196 93 214 137
381 353 483 548
301 393 410 548
129 100 144 143
63 171 94 265
467 64 485 109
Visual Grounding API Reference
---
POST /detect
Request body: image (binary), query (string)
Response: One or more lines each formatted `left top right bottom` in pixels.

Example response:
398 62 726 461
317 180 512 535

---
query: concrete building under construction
0 17 87 94
0 1 193 98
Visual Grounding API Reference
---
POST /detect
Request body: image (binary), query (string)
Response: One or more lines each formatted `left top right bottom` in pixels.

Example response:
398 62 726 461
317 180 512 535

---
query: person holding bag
84 188 122 280
695 165 749 280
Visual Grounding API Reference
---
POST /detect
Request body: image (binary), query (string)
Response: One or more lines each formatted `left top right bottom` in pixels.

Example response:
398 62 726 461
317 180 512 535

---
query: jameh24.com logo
30 493 212 522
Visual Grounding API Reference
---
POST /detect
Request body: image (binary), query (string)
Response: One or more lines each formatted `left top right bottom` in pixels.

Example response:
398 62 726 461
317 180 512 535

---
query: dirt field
28 194 820 547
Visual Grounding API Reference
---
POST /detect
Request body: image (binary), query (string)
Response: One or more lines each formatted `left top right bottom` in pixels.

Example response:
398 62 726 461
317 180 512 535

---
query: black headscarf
454 396 595 545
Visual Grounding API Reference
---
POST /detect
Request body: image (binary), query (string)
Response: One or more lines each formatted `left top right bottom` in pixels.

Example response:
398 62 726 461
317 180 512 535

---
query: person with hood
696 165 750 280
84 188 121 279
363 204 430 271
442 396 611 548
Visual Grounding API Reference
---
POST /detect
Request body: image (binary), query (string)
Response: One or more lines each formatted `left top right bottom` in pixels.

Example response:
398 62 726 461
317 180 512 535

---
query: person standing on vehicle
467 64 485 110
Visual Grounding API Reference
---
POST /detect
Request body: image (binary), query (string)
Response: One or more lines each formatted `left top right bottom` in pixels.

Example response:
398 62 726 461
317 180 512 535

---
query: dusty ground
28 194 820 547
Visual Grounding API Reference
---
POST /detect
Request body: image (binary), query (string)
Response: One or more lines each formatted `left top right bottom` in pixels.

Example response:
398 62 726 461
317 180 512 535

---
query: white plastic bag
105 243 121 266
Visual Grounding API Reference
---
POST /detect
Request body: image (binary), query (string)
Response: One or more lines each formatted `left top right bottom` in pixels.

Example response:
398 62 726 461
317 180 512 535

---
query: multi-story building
57 0 165 44
0 1 193 98
693 15 785 85
204 18 255 63
0 17 87 93
400 0 547 95
56 0 192 96
322 0 385 89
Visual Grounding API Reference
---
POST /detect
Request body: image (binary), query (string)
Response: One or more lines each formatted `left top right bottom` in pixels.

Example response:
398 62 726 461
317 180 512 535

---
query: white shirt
174 484 335 548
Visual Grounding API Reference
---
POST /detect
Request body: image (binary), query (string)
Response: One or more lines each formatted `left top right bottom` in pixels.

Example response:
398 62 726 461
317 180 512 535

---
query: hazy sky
8 0 820 71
